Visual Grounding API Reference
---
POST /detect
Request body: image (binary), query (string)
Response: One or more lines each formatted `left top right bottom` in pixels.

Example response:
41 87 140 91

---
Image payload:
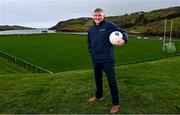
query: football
109 31 123 45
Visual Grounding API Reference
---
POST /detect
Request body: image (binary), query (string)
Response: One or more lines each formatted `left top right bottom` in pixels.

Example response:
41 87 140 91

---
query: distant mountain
0 25 33 31
50 6 180 37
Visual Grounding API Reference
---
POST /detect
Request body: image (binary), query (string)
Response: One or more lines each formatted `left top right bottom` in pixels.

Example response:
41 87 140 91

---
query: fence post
32 66 35 73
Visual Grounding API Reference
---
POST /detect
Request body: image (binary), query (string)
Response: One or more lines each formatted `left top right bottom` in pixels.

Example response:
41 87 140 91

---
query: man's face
93 12 105 25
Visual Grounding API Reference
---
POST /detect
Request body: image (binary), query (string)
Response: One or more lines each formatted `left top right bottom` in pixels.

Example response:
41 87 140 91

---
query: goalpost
162 19 176 53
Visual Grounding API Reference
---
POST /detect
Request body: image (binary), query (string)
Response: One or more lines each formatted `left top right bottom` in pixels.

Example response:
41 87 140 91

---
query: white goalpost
163 19 176 53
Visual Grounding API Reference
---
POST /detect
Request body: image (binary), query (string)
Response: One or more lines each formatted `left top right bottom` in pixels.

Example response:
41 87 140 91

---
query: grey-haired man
87 8 128 113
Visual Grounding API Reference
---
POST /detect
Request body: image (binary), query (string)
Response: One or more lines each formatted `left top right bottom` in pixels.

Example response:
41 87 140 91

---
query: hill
0 25 33 31
0 56 179 114
50 6 180 37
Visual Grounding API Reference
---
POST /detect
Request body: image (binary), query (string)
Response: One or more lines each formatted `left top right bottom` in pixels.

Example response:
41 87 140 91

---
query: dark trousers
93 62 119 105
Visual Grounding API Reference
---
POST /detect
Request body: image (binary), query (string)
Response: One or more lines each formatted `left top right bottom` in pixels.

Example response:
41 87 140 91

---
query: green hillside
0 57 29 75
0 25 33 31
127 17 180 37
0 56 179 114
50 6 180 38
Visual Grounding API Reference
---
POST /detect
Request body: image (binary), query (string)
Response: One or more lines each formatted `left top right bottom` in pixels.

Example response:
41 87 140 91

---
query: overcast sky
0 0 180 28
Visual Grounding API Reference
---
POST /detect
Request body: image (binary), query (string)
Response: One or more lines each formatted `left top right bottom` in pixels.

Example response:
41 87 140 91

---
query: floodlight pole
163 19 167 51
169 19 173 43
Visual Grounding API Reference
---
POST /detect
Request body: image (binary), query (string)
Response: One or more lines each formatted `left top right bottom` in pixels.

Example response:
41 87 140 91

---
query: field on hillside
0 57 29 75
0 33 179 114
0 33 179 72
0 56 179 114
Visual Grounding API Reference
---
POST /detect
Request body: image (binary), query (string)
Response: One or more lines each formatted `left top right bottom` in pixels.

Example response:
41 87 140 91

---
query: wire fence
0 50 53 74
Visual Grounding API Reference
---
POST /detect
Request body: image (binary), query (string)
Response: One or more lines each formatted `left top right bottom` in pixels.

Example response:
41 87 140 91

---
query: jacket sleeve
87 32 92 54
111 23 128 43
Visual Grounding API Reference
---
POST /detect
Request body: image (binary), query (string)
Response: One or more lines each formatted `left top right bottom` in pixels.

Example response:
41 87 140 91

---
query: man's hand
116 38 125 46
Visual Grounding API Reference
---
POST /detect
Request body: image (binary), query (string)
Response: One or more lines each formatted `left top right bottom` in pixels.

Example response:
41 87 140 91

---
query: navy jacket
87 20 128 63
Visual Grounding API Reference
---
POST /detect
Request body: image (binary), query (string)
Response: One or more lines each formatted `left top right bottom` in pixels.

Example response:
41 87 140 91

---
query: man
87 8 128 113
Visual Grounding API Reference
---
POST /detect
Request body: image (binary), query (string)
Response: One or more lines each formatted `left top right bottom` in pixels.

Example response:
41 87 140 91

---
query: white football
109 31 123 45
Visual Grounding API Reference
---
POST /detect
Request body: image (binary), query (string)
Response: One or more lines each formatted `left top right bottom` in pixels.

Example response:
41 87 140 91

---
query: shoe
88 97 103 104
110 105 120 114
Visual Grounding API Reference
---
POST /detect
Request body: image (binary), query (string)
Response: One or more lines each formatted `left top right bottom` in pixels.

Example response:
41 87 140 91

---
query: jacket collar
93 20 106 27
